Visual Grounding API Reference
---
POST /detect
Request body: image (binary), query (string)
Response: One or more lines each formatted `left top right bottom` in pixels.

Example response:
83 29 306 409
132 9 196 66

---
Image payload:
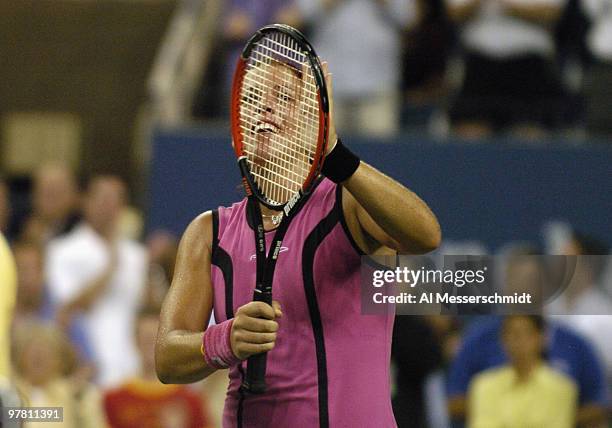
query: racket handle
243 353 268 394
241 289 272 394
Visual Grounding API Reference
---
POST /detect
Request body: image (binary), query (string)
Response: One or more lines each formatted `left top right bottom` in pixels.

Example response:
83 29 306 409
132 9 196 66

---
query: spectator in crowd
549 232 612 392
193 0 303 119
46 175 147 387
0 232 16 381
0 178 10 235
401 0 456 131
445 0 568 139
12 321 106 428
104 307 211 428
581 0 612 136
391 316 443 428
12 241 52 324
447 254 609 427
19 164 80 246
298 0 420 137
11 240 93 364
468 315 577 427
550 232 612 313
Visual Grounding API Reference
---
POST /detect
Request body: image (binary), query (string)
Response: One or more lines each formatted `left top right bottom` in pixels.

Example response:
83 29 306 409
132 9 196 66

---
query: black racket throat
238 156 311 216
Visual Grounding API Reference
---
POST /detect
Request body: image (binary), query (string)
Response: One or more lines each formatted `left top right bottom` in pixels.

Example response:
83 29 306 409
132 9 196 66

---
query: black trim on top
335 184 366 256
211 210 244 425
302 202 341 428
212 209 220 251
210 209 235 320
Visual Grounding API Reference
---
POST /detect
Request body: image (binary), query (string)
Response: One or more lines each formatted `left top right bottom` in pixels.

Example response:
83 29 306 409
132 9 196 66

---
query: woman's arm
155 212 215 384
342 163 441 254
155 211 281 384
321 64 441 255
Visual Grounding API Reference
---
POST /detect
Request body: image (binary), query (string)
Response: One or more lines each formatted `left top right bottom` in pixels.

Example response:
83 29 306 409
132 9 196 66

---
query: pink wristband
202 319 241 369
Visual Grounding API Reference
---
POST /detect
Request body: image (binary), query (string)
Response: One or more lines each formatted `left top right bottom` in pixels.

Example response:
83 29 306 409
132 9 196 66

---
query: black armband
321 139 360 183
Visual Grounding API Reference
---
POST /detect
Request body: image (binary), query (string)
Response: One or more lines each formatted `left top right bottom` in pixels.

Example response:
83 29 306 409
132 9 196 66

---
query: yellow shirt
468 364 577 428
0 233 16 380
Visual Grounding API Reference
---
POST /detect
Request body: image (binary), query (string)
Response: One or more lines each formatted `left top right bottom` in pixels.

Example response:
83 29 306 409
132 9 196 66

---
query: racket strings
239 31 321 206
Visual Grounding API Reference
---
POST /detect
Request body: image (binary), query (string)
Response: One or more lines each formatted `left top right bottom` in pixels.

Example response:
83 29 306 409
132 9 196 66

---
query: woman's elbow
426 223 442 252
154 340 173 384
402 222 441 254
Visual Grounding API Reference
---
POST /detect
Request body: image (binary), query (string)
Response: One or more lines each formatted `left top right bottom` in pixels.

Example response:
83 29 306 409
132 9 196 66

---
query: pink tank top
211 178 396 428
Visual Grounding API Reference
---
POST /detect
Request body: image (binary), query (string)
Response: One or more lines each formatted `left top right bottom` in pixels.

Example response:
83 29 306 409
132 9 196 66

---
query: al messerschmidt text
373 292 532 304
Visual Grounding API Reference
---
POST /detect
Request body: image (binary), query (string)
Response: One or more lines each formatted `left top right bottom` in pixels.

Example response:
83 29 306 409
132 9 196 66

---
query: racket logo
283 192 302 217
242 177 253 196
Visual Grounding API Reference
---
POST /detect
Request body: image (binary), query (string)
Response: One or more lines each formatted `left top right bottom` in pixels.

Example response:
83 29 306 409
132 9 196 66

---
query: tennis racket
230 24 330 394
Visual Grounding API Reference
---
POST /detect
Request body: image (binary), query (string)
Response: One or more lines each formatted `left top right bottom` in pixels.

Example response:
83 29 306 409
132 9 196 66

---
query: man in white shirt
47 176 147 387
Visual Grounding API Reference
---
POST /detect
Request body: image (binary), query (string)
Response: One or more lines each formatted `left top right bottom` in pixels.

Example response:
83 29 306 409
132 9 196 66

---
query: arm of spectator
445 0 482 23
501 0 564 26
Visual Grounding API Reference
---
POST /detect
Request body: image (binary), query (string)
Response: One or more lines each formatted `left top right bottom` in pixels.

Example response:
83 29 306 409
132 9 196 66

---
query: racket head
231 24 329 211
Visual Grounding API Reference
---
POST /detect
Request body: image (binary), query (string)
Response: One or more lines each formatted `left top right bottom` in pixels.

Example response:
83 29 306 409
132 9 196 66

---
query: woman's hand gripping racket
230 24 330 394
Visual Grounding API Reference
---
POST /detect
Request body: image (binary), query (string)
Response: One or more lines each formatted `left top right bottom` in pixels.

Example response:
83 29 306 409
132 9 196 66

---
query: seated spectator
448 253 608 426
581 0 612 136
19 164 80 245
104 307 211 428
468 315 577 428
46 175 147 387
445 0 568 139
12 321 106 428
447 315 608 427
0 232 16 381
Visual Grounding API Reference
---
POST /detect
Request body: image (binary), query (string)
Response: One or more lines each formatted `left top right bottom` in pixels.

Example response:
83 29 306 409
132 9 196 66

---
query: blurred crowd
0 164 227 427
194 0 612 141
1 165 610 428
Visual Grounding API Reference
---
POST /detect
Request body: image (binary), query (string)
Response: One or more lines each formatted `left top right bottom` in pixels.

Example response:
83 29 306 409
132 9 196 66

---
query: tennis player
156 66 441 427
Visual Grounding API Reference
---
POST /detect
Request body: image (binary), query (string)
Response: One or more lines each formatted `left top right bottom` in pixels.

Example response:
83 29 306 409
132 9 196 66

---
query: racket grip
241 290 273 394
